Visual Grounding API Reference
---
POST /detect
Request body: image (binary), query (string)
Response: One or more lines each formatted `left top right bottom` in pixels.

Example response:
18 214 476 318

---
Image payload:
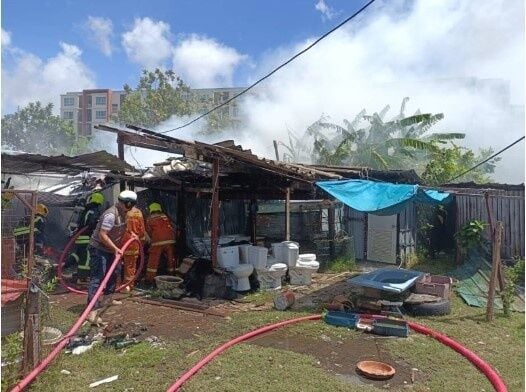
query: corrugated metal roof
1 150 136 175
96 123 421 184
453 251 524 312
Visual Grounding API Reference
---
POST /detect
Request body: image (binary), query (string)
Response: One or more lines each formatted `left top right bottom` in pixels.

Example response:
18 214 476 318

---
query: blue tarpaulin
316 179 452 215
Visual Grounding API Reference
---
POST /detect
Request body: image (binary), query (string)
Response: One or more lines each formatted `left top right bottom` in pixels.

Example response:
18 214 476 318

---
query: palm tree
306 98 465 170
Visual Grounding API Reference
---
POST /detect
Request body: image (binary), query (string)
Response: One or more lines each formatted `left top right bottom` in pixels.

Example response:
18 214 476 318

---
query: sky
1 0 525 183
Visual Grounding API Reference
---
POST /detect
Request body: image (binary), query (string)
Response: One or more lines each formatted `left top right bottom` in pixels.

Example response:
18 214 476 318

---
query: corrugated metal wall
344 207 366 260
454 189 525 259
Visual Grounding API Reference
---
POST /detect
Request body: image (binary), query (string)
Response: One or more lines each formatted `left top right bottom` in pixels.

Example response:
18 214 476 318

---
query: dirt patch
247 328 420 389
50 292 225 340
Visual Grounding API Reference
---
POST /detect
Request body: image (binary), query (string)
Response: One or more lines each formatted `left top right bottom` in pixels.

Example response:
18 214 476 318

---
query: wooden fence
450 185 524 259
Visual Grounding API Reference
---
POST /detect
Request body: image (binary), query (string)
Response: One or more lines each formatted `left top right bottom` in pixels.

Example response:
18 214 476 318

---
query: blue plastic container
323 311 358 328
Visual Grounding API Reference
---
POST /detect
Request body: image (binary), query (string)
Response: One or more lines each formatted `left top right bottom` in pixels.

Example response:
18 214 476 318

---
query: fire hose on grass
166 315 507 392
11 237 142 392
57 227 145 295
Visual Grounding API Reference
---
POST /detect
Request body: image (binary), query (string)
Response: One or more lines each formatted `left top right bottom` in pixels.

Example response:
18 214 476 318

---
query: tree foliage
421 144 500 185
1 101 90 155
117 68 196 128
307 98 463 169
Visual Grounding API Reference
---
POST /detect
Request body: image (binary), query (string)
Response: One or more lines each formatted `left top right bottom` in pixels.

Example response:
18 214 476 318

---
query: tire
404 298 451 316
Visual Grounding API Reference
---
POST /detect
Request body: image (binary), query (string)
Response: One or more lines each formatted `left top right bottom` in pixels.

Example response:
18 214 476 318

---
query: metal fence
453 188 525 259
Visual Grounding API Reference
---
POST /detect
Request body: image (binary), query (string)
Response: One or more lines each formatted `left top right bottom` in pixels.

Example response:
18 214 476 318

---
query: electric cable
160 0 377 134
442 136 525 185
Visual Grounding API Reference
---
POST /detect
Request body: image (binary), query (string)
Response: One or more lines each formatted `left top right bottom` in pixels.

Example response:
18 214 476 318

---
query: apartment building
60 89 126 136
60 86 251 135
189 87 247 123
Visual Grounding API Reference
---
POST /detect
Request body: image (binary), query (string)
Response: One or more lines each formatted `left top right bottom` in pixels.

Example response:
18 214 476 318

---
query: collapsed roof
96 124 421 200
1 150 136 175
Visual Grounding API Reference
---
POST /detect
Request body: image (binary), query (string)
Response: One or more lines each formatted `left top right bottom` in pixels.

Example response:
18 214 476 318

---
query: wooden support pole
117 135 126 192
176 191 187 266
250 198 257 245
484 192 505 291
486 221 503 322
328 206 336 260
210 160 220 267
285 187 291 241
22 192 41 374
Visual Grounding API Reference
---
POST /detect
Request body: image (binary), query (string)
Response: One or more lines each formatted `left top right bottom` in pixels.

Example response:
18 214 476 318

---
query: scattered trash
411 368 418 383
273 290 295 310
145 335 165 348
186 350 200 358
72 342 97 355
60 369 71 375
89 375 118 388
320 334 331 342
356 360 396 380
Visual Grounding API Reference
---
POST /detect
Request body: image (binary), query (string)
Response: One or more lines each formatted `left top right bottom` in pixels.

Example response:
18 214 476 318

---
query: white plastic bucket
249 246 268 270
218 246 239 269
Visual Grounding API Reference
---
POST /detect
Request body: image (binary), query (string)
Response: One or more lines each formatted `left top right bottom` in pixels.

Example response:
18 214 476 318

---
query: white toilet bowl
228 264 254 291
289 260 319 285
256 263 288 290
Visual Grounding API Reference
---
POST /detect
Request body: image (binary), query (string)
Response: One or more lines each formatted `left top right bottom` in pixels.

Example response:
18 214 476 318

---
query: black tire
404 298 451 316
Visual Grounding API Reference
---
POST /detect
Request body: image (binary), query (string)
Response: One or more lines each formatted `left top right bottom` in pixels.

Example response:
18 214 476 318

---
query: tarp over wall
316 179 452 215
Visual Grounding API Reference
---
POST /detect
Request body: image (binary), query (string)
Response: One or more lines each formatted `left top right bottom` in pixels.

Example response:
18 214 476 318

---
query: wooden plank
130 297 229 317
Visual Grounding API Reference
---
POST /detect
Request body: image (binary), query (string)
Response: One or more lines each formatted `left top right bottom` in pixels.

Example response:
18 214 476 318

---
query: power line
160 0 377 134
443 135 525 185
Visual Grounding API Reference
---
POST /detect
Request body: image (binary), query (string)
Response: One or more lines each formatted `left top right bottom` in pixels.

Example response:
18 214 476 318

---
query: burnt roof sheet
1 150 136 175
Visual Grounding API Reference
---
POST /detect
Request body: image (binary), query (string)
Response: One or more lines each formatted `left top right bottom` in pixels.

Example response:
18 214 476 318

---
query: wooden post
210 160 220 267
328 205 336 260
176 190 187 267
285 188 291 241
273 140 280 161
486 221 503 322
117 135 126 192
250 198 257 245
484 192 505 291
22 192 41 374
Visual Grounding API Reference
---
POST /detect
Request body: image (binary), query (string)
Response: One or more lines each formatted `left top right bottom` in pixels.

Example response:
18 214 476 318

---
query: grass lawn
2 257 524 391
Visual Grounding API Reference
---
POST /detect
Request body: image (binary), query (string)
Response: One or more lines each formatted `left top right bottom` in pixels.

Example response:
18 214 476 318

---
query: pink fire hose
166 315 507 392
11 237 140 392
57 227 144 295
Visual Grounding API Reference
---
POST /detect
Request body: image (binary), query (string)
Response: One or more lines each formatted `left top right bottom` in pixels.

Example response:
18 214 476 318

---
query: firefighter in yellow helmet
144 202 177 284
13 203 48 256
67 192 105 284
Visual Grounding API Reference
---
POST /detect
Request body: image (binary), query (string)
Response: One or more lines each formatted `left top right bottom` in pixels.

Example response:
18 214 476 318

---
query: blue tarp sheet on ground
316 179 452 215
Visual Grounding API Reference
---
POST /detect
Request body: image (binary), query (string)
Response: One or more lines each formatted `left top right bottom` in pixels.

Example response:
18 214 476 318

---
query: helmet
36 203 49 217
149 202 162 214
118 190 138 204
88 192 104 205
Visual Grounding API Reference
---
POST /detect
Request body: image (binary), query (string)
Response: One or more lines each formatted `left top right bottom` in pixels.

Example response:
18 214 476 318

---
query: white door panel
367 214 397 264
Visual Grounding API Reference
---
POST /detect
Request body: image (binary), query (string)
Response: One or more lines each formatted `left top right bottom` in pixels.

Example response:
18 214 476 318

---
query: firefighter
13 203 48 256
145 202 177 284
68 192 105 284
87 190 137 325
120 203 146 292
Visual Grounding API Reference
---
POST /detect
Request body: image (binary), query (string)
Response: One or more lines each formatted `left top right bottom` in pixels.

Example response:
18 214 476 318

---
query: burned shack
96 124 423 268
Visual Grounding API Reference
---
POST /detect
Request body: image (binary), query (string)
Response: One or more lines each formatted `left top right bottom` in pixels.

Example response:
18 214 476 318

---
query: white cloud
315 0 336 21
121 17 172 70
231 0 524 183
2 42 95 113
86 16 114 56
172 34 247 88
1 28 11 49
